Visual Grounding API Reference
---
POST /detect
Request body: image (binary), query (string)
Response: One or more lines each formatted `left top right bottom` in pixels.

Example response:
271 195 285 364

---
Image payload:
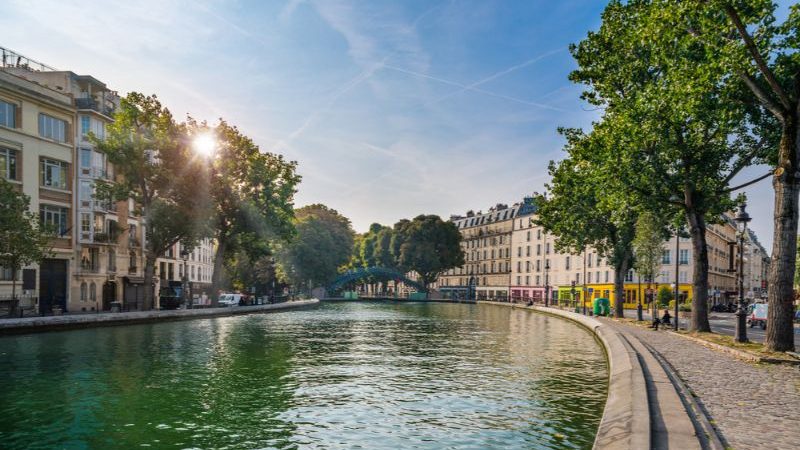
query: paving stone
603 319 800 450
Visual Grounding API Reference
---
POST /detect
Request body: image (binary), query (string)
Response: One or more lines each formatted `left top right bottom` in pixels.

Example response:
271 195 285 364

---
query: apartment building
744 229 769 299
0 66 76 313
439 202 523 300
156 239 215 306
442 195 757 309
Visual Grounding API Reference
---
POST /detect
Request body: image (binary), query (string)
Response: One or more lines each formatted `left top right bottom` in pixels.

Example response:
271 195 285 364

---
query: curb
667 331 800 366
0 299 320 335
478 302 650 450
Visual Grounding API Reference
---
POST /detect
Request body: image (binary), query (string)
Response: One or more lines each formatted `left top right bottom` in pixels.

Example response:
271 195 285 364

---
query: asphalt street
623 309 800 347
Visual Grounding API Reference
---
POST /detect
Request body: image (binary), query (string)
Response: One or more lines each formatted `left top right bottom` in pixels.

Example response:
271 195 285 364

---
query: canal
0 301 607 449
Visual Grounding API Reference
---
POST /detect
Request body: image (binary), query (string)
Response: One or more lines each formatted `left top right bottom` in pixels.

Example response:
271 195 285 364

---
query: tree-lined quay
3 1 800 449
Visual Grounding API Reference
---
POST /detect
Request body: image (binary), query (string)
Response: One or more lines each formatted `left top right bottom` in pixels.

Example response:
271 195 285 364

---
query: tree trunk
766 117 799 352
210 237 227 307
613 251 631 318
686 209 711 332
142 253 157 310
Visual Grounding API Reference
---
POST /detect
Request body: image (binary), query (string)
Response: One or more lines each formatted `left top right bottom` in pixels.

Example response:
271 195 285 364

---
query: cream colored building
0 64 75 314
155 239 215 307
441 195 757 308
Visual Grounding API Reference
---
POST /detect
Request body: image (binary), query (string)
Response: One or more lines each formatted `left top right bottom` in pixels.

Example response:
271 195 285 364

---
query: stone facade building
441 196 761 309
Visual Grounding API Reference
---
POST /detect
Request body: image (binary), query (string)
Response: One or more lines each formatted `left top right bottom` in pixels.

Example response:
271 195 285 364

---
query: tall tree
570 0 769 330
392 215 464 290
0 179 52 308
94 93 211 310
536 126 638 318
275 204 355 289
657 0 800 352
203 120 300 303
633 211 670 319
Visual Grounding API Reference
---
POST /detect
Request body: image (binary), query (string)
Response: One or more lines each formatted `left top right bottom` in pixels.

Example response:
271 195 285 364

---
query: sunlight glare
192 132 216 157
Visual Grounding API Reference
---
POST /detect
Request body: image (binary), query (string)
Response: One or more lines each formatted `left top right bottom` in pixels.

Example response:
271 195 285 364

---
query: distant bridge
327 267 427 293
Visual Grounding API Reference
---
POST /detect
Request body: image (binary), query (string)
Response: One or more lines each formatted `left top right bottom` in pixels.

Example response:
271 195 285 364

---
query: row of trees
350 215 465 290
537 0 798 351
96 93 301 308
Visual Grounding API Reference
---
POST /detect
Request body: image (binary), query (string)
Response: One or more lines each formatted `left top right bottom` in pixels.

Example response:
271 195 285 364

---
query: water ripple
0 302 606 449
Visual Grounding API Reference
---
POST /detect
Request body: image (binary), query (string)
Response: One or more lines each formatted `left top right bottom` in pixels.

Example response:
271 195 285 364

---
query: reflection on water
0 302 607 449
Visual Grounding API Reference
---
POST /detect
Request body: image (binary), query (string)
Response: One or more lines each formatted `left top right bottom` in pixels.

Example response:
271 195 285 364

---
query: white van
218 293 243 307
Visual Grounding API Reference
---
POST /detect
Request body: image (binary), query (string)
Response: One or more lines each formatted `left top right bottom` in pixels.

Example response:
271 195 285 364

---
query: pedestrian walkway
602 318 800 450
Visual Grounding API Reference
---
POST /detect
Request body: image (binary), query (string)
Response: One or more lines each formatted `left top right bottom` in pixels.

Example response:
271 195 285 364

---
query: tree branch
724 3 792 111
722 136 770 184
721 170 773 193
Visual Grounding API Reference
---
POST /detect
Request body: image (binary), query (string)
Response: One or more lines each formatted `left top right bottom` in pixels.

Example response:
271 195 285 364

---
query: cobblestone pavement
603 319 800 450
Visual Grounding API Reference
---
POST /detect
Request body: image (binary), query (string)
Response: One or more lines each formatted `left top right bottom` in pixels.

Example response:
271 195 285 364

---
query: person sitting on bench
661 309 672 326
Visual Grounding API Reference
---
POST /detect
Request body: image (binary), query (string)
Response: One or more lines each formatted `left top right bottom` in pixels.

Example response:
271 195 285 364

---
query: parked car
218 293 243 307
747 303 768 330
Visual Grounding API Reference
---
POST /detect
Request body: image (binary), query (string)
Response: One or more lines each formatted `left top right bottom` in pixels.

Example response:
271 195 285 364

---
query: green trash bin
593 298 611 316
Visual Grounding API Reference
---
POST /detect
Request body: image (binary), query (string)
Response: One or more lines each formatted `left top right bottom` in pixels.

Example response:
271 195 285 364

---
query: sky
1 0 778 251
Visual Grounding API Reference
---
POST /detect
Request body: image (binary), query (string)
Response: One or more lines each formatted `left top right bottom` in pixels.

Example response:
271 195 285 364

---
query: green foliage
633 212 668 283
658 286 674 306
391 215 464 289
0 179 53 298
202 119 300 295
275 204 355 288
93 92 213 309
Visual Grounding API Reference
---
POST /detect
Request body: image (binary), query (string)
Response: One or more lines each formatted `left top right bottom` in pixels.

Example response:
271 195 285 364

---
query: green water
0 302 607 449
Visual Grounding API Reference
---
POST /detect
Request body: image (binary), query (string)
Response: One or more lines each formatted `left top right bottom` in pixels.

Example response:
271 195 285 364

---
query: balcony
75 97 115 117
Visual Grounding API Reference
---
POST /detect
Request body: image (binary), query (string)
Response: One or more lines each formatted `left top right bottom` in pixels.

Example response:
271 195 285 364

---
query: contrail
424 47 565 107
382 64 565 112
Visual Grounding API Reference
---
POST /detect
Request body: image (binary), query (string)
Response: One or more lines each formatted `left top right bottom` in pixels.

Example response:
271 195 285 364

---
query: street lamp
673 225 683 331
571 280 577 311
544 259 551 307
734 201 751 343
181 246 190 309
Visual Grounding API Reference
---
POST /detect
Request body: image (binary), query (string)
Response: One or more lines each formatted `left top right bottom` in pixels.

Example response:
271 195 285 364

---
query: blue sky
2 0 776 250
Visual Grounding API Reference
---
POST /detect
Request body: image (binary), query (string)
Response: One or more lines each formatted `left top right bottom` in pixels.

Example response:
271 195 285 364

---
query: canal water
0 302 607 449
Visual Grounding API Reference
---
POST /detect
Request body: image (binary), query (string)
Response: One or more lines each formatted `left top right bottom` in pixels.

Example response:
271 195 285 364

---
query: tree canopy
392 215 464 289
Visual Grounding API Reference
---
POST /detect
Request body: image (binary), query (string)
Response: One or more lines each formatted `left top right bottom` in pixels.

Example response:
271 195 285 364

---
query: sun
192 132 216 157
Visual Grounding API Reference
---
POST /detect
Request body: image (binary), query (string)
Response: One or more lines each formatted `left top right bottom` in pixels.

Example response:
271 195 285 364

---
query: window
526 261 531 272
0 147 18 180
662 250 671 264
80 212 91 233
575 273 580 283
588 253 593 268
526 246 530 257
526 231 531 242
536 244 541 255
517 276 521 285
565 256 571 270
90 282 97 302
79 180 92 202
41 158 69 189
108 249 116 272
537 229 541 240
525 276 530 285
80 148 92 168
517 261 522 273
588 272 593 283
546 243 551 254
0 266 19 281
535 275 540 285
80 282 88 301
0 100 16 128
40 205 68 235
517 247 521 257
679 249 689 265
679 271 688 283
81 116 90 138
38 114 68 142
536 260 541 272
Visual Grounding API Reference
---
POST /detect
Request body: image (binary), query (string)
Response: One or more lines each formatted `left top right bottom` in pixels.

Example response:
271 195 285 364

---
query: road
623 309 800 347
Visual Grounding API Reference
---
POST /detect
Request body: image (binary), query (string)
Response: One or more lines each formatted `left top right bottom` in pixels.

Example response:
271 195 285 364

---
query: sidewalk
0 299 319 335
602 318 800 450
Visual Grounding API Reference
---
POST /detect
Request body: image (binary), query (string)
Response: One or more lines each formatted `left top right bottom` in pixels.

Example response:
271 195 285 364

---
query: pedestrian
661 309 672 326
649 315 661 330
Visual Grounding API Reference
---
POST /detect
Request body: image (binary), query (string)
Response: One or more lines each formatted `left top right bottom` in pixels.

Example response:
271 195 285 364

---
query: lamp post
673 225 682 331
734 201 751 343
637 275 643 321
181 246 190 309
571 280 577 311
544 259 551 307
582 249 588 315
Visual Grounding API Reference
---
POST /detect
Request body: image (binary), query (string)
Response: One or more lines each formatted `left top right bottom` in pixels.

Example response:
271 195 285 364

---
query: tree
275 204 355 289
0 179 52 309
570 0 769 331
94 93 211 310
633 211 669 319
657 0 800 352
203 120 300 303
392 215 464 290
535 126 638 318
